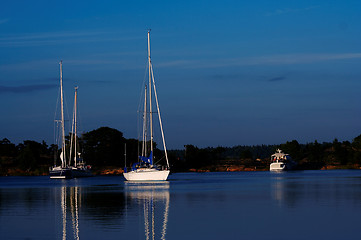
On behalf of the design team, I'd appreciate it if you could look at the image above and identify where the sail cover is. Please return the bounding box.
[139,151,153,165]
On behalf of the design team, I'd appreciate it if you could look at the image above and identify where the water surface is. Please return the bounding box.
[1,170,361,239]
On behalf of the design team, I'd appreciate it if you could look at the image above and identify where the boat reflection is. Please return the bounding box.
[271,176,285,205]
[270,173,315,207]
[59,186,81,240]
[125,182,170,240]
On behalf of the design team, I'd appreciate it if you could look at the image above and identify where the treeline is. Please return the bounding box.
[1,127,361,175]
[171,135,361,171]
[0,127,172,176]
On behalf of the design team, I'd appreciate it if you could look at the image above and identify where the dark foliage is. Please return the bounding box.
[1,132,361,175]
[82,127,126,166]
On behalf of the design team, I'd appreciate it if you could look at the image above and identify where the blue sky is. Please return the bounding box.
[1,0,361,149]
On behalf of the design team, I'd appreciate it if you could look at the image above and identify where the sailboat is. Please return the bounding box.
[49,62,92,179]
[69,87,92,177]
[123,31,170,181]
[49,60,72,179]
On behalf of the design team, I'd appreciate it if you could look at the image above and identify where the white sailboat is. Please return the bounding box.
[123,31,170,181]
[69,87,92,177]
[50,61,72,179]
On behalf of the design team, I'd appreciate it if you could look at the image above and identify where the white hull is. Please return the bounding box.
[50,175,68,179]
[270,162,287,171]
[123,169,170,181]
[270,149,297,172]
[270,162,296,171]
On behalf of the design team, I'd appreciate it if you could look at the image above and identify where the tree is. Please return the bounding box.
[240,149,252,159]
[16,140,44,170]
[82,127,125,166]
[352,134,361,150]
[280,140,302,161]
[0,138,16,157]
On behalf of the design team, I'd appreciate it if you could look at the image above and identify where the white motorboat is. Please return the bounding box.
[270,149,297,171]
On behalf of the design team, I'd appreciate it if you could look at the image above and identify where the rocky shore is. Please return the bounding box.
[2,163,361,176]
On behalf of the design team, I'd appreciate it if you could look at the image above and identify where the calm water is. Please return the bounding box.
[1,170,361,240]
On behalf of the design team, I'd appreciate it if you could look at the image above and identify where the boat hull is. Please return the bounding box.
[49,167,72,179]
[270,162,286,171]
[270,162,296,171]
[123,169,170,181]
[71,168,93,178]
[49,167,93,179]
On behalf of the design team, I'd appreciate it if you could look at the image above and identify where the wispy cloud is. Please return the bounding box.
[266,6,320,16]
[160,52,361,69]
[268,76,286,82]
[2,52,361,73]
[0,84,56,93]
[156,60,193,68]
[0,58,135,71]
[0,19,8,24]
[245,53,361,65]
[0,31,143,47]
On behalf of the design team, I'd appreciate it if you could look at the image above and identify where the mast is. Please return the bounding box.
[74,86,78,167]
[142,85,147,157]
[69,86,78,167]
[60,60,66,168]
[148,30,153,160]
[124,143,127,167]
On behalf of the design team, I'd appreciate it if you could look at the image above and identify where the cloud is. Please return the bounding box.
[0,19,8,24]
[161,52,361,70]
[0,31,143,47]
[266,6,320,16]
[268,76,286,82]
[0,84,56,93]
[247,53,361,65]
[156,60,194,68]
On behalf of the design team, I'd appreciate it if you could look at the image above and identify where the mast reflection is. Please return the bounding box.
[125,182,170,240]
[59,186,81,240]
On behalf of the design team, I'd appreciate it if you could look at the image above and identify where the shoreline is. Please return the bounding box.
[1,164,361,176]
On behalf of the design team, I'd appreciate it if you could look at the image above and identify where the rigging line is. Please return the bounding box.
[137,60,149,114]
[54,84,61,146]
[154,155,165,163]
[76,90,83,145]
[54,85,61,122]
[69,94,76,167]
[143,85,148,157]
[150,63,170,168]
[137,59,150,157]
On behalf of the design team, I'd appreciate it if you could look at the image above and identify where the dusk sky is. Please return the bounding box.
[1,0,361,149]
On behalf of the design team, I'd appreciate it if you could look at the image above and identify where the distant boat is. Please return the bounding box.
[69,86,92,178]
[50,61,72,179]
[270,149,297,171]
[123,31,170,181]
[49,62,92,179]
